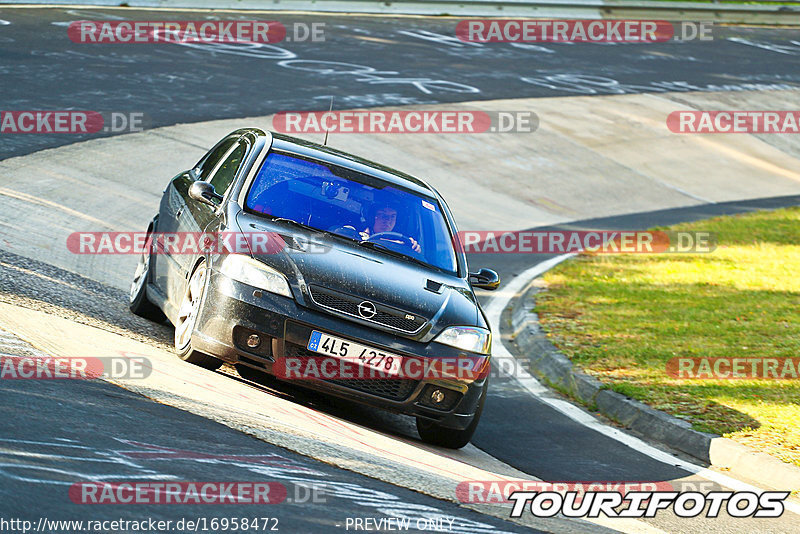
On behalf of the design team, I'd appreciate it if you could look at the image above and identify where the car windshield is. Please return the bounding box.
[245,151,458,274]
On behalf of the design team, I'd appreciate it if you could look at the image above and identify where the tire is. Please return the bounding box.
[416,382,487,449]
[174,261,222,371]
[129,232,166,323]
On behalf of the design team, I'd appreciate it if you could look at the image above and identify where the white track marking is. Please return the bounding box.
[484,255,800,516]
[0,438,94,450]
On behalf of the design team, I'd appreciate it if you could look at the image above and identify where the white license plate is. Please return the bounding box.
[307,330,403,376]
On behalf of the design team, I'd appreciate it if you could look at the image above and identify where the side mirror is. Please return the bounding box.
[469,268,500,290]
[189,181,223,208]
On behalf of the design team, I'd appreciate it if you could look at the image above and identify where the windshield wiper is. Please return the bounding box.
[269,218,430,267]
[356,240,430,268]
[270,217,324,234]
[270,218,361,245]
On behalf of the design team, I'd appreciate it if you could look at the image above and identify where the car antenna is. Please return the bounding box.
[323,96,334,146]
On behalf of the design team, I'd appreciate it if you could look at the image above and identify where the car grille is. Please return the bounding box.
[308,285,427,334]
[284,343,419,401]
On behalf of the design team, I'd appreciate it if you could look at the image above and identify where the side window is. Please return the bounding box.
[194,138,236,181]
[209,141,247,197]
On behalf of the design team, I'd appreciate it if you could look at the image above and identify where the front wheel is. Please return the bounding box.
[129,234,166,322]
[174,261,222,370]
[416,383,487,449]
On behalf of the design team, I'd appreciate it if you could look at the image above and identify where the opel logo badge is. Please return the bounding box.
[358,301,377,319]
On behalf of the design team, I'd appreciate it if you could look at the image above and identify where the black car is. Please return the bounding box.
[129,128,500,448]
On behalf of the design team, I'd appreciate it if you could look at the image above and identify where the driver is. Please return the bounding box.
[355,202,421,253]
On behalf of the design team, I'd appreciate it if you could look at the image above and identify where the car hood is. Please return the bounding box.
[235,212,481,339]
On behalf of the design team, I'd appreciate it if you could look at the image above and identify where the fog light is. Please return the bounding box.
[246,334,261,348]
[430,389,446,404]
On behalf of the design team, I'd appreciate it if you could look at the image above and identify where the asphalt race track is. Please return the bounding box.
[1,6,800,534]
[0,332,541,534]
[1,7,799,158]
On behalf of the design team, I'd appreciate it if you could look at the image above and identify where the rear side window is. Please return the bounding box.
[209,141,247,197]
[195,138,236,181]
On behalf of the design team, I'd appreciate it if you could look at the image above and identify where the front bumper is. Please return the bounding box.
[191,270,489,430]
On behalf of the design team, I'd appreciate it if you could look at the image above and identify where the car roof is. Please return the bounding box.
[257,131,439,199]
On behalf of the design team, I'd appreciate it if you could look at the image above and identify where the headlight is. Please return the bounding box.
[434,326,492,354]
[219,254,292,298]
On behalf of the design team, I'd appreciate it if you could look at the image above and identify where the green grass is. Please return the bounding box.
[536,207,800,467]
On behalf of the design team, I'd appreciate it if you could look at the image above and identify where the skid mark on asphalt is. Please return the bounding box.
[0,187,117,230]
[0,380,536,533]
